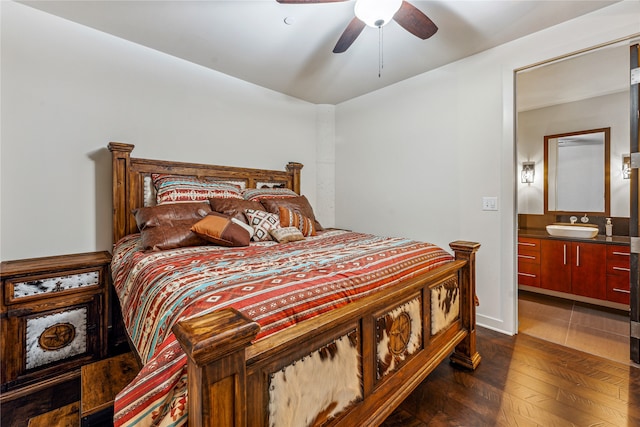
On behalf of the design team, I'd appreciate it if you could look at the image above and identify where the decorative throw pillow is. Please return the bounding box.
[270,227,305,243]
[191,212,251,247]
[261,195,323,231]
[241,187,298,202]
[278,206,316,237]
[132,202,211,251]
[209,197,265,224]
[231,218,255,240]
[244,209,280,241]
[153,174,243,204]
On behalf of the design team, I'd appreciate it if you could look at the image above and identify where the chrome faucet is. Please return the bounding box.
[581,214,589,223]
[570,216,577,224]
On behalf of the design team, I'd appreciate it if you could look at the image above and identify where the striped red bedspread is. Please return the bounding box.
[111,229,453,427]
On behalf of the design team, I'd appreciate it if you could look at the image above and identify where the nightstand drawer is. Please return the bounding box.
[5,267,103,305]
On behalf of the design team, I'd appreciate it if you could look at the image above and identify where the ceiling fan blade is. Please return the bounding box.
[333,17,366,53]
[393,1,438,40]
[276,0,347,3]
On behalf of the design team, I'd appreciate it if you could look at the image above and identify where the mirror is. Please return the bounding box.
[544,127,610,216]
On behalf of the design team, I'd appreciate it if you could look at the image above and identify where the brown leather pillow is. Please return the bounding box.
[209,198,265,224]
[261,196,323,231]
[132,202,211,251]
[191,212,251,247]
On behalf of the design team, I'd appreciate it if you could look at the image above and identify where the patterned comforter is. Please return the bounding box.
[111,229,453,427]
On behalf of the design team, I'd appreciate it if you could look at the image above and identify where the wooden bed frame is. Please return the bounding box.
[109,142,481,427]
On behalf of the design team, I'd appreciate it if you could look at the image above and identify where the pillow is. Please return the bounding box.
[191,212,251,247]
[278,206,316,237]
[241,187,298,202]
[244,209,280,241]
[209,198,265,224]
[261,195,323,231]
[231,218,255,240]
[153,174,243,205]
[132,202,211,251]
[270,227,305,243]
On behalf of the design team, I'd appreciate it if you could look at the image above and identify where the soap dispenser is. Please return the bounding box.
[605,218,613,237]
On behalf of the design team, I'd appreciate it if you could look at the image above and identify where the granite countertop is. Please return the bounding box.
[518,228,630,245]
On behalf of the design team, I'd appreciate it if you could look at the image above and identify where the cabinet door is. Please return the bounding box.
[540,239,571,293]
[571,242,606,300]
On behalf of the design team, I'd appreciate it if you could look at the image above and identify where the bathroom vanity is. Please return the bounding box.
[517,231,630,309]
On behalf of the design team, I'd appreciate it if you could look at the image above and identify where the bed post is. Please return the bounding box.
[108,142,135,245]
[286,162,303,194]
[448,240,482,370]
[173,308,260,427]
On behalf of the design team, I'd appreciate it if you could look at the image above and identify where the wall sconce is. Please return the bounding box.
[623,154,631,179]
[521,162,535,184]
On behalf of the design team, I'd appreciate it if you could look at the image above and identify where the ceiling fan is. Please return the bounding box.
[276,0,438,53]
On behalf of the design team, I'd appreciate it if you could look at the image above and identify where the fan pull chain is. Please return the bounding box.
[378,26,384,78]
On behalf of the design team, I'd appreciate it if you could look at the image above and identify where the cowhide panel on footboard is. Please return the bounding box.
[431,276,460,335]
[376,295,423,380]
[268,330,362,427]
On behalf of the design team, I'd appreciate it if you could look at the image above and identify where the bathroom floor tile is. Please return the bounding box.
[518,293,573,323]
[518,315,570,346]
[518,291,639,367]
[570,303,629,336]
[565,323,630,364]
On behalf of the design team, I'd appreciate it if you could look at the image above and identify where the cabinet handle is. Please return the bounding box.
[576,245,580,267]
[518,242,536,247]
[613,288,631,294]
[612,251,630,256]
[612,266,631,272]
[518,272,537,278]
[518,255,537,260]
[563,244,567,265]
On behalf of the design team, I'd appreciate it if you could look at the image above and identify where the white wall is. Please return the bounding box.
[517,92,630,216]
[0,1,324,261]
[335,0,640,335]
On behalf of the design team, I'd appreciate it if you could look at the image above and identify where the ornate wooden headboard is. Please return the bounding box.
[108,142,303,245]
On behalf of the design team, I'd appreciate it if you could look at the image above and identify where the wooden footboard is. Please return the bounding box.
[173,241,480,427]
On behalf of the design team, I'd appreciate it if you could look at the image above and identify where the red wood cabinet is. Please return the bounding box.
[606,245,631,304]
[540,239,572,293]
[540,239,606,300]
[517,237,540,287]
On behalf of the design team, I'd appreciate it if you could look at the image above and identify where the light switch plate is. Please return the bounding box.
[482,196,498,211]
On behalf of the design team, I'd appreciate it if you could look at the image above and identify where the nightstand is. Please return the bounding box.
[1,251,111,394]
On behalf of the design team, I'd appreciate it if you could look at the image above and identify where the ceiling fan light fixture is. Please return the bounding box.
[354,0,402,28]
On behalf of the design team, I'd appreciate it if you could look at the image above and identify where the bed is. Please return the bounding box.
[108,142,481,427]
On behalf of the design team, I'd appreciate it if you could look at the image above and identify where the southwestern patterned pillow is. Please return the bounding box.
[153,174,243,205]
[261,195,323,231]
[191,212,251,247]
[270,227,305,243]
[244,209,280,241]
[241,188,298,202]
[278,206,316,237]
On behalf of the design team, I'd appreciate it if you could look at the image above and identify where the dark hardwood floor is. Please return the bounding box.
[382,327,640,426]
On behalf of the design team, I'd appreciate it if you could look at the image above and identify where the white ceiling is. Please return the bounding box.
[21,0,620,104]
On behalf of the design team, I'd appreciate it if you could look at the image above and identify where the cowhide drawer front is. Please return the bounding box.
[0,251,111,393]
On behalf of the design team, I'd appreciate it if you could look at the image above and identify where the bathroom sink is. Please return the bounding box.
[546,224,598,239]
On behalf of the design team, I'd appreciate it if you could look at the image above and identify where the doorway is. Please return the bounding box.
[515,42,636,365]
